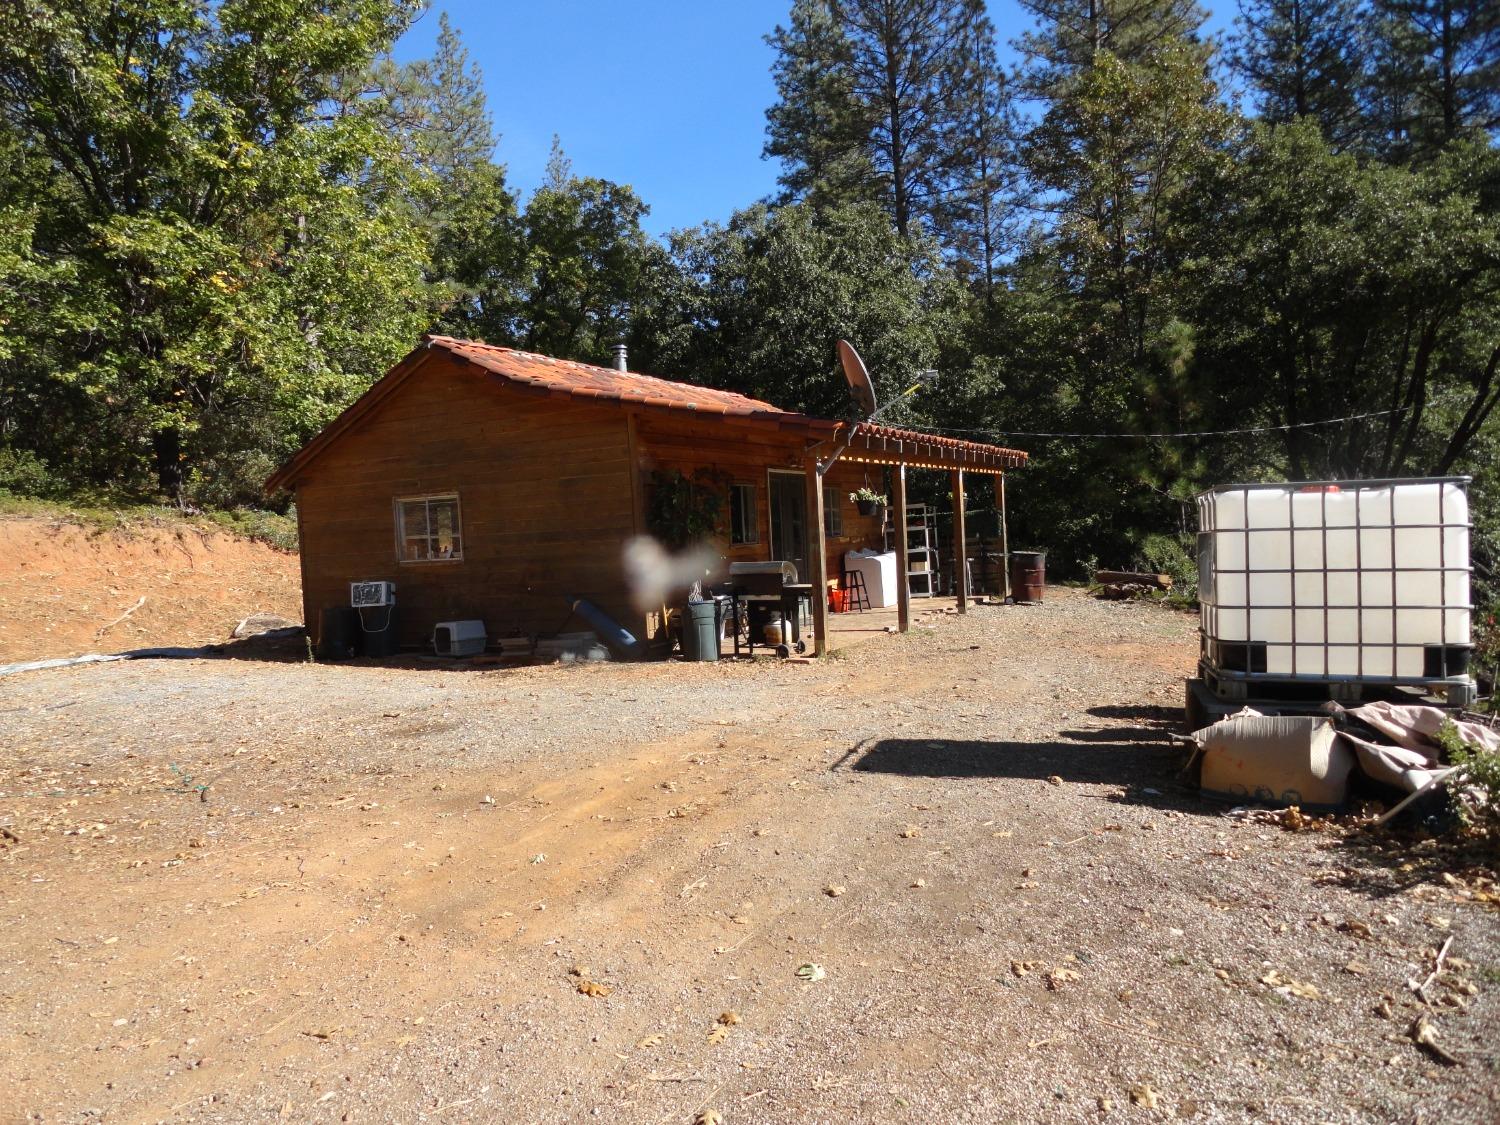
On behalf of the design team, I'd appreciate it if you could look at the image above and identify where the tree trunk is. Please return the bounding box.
[153,426,185,507]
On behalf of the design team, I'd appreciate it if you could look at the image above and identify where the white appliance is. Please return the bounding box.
[432,619,487,657]
[1197,478,1473,703]
[350,580,396,608]
[843,549,899,609]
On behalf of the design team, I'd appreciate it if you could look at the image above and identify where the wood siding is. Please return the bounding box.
[630,413,888,592]
[295,352,638,646]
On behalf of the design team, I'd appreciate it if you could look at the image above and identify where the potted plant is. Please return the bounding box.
[850,486,887,517]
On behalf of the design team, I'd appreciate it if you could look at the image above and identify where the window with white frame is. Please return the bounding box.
[396,494,463,562]
[729,482,758,545]
[823,485,843,537]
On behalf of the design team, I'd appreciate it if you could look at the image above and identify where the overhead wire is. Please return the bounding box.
[912,406,1408,442]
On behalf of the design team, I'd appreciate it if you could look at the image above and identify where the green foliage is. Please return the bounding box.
[1435,720,1500,831]
[0,448,61,499]
[1133,532,1199,599]
[1368,1,1500,162]
[634,201,960,421]
[765,0,1000,238]
[518,158,655,359]
[1228,0,1369,148]
[0,0,1496,601]
[199,506,300,553]
[645,470,727,551]
[0,0,433,504]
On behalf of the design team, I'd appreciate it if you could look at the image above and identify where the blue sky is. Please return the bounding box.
[394,2,1236,237]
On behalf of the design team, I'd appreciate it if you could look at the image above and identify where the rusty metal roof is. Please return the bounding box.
[266,337,1027,491]
[431,336,794,419]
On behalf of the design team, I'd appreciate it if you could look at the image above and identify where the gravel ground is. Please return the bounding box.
[1,588,1496,1124]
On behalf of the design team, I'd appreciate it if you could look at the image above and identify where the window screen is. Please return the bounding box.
[397,495,463,561]
[823,485,843,537]
[729,483,757,545]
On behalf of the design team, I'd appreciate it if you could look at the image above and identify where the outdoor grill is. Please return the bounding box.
[726,561,812,658]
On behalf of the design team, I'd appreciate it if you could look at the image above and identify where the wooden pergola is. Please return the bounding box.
[797,420,1028,657]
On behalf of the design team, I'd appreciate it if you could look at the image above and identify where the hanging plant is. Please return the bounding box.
[850,486,887,516]
[646,469,727,550]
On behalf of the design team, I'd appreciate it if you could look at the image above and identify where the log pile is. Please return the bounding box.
[1094,569,1174,600]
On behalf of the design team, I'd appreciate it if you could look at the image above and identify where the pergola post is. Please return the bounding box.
[951,468,968,613]
[894,464,910,633]
[998,471,1011,601]
[805,454,829,656]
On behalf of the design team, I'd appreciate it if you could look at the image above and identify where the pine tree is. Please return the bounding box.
[941,34,1023,303]
[1228,0,1369,149]
[366,11,495,181]
[1368,0,1500,160]
[764,0,877,212]
[362,15,524,347]
[763,0,994,238]
[1016,0,1210,94]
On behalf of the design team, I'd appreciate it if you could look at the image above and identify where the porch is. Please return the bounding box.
[825,595,964,652]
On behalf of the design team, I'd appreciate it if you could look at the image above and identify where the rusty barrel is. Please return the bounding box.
[1009,551,1046,603]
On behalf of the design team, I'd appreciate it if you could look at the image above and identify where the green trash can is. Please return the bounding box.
[680,600,720,661]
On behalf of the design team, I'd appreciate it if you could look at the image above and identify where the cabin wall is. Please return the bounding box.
[630,413,888,596]
[295,353,639,647]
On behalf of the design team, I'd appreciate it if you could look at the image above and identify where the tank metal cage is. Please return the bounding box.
[1196,477,1475,706]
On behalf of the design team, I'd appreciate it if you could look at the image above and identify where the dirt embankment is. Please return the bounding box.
[0,516,301,663]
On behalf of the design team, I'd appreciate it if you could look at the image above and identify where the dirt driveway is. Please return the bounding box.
[2,589,1496,1124]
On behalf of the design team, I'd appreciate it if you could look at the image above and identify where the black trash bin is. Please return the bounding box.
[318,606,359,660]
[356,603,400,657]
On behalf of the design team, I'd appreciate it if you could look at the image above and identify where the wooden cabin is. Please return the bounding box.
[266,336,1027,655]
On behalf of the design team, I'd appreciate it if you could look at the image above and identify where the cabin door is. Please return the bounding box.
[768,470,808,580]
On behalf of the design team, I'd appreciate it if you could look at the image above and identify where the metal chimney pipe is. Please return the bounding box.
[612,343,628,372]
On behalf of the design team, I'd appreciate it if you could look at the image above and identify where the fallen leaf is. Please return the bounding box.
[1343,960,1370,976]
[1046,775,1063,786]
[706,1024,730,1045]
[635,1033,663,1049]
[577,981,610,998]
[1338,919,1373,939]
[1409,1013,1460,1066]
[1258,970,1320,999]
[823,885,845,898]
[1129,1083,1159,1109]
[1045,966,1080,991]
[718,1010,741,1026]
[694,1110,723,1125]
[796,963,826,982]
[302,1028,337,1040]
[910,879,927,889]
[1011,960,1041,978]
[568,965,590,978]
[530,853,546,864]
[899,826,921,839]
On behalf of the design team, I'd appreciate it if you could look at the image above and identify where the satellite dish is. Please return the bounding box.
[837,339,878,418]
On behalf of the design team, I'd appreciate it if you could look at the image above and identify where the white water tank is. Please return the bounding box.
[1197,479,1473,702]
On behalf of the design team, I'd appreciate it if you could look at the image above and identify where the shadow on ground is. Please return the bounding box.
[834,735,1211,813]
